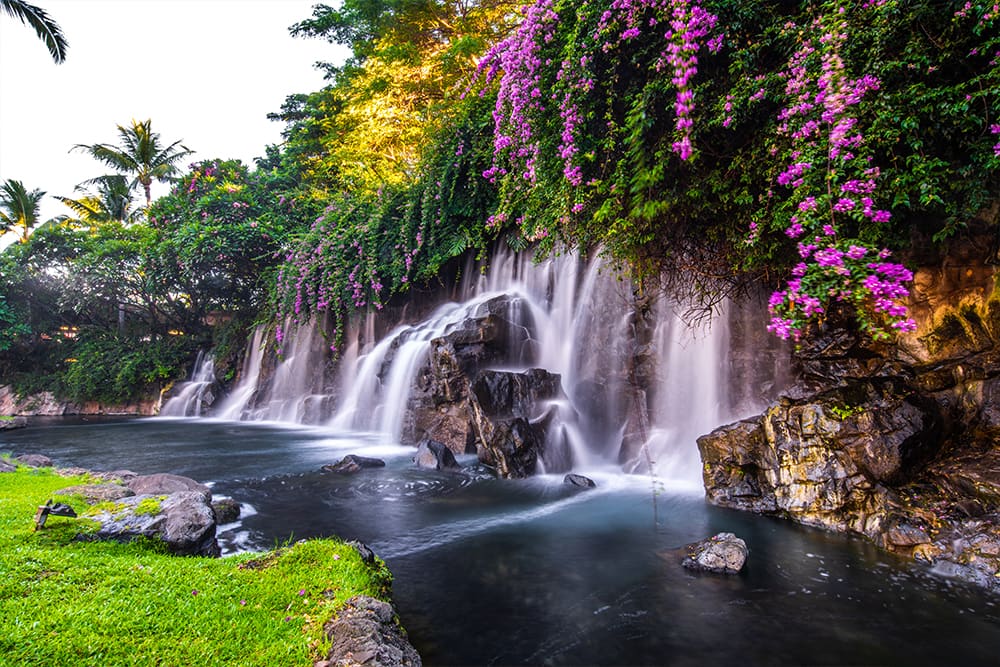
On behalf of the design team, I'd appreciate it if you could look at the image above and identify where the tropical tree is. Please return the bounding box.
[0,0,68,63]
[55,175,140,228]
[0,179,45,243]
[72,119,194,209]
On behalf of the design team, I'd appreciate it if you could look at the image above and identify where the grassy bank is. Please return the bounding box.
[0,463,393,666]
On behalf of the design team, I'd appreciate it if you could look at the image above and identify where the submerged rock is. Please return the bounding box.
[323,595,422,667]
[681,532,748,574]
[86,491,220,557]
[413,439,461,471]
[324,455,387,474]
[564,473,596,489]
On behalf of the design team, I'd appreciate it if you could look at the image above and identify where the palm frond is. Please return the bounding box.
[1,0,69,63]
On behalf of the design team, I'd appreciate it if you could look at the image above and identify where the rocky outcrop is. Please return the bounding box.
[55,482,134,503]
[698,236,1000,590]
[322,595,422,667]
[681,532,748,574]
[401,294,537,455]
[211,498,241,523]
[0,385,157,416]
[0,459,15,472]
[84,491,220,556]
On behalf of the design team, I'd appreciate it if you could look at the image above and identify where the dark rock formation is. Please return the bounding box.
[564,473,596,489]
[324,455,387,474]
[15,453,53,468]
[413,439,461,471]
[211,498,241,524]
[400,294,538,455]
[681,532,748,574]
[469,368,562,478]
[86,491,220,557]
[128,473,211,502]
[323,595,422,667]
[349,540,378,566]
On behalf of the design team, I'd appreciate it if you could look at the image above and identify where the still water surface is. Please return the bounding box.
[3,417,999,666]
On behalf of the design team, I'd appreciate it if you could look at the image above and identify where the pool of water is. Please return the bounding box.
[3,417,999,666]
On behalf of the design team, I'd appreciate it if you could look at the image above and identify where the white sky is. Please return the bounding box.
[0,0,348,244]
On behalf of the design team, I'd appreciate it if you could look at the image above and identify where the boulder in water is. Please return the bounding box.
[128,473,211,502]
[211,498,241,524]
[681,532,748,574]
[413,439,461,471]
[323,455,387,474]
[0,416,27,430]
[564,473,596,489]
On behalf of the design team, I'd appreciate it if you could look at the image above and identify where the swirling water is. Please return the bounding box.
[3,417,999,666]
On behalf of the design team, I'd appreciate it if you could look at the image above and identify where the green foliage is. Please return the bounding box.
[0,466,393,666]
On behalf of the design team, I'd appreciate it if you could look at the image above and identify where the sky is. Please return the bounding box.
[0,0,348,243]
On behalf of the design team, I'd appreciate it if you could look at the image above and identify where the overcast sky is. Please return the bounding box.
[0,0,348,242]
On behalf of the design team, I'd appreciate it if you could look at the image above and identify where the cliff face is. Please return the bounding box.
[698,227,1000,591]
[0,385,159,417]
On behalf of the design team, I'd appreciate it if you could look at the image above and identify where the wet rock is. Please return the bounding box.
[324,595,422,667]
[15,453,53,468]
[413,439,461,471]
[324,455,387,474]
[400,294,537,454]
[128,473,211,502]
[86,491,220,557]
[564,473,596,489]
[681,532,748,574]
[0,460,15,473]
[54,483,134,504]
[469,369,561,479]
[211,498,241,524]
[697,382,941,536]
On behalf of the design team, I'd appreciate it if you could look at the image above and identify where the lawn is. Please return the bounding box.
[0,462,393,666]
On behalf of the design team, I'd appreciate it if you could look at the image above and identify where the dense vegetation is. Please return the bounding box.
[1,0,997,402]
[0,462,392,665]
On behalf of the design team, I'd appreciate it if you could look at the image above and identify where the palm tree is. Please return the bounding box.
[55,175,139,229]
[72,119,194,209]
[1,0,68,63]
[0,179,46,243]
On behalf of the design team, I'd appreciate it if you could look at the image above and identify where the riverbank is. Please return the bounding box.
[0,459,414,666]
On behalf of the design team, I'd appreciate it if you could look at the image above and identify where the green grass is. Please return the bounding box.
[0,464,393,666]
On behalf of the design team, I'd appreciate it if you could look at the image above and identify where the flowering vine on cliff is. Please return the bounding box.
[758,4,916,342]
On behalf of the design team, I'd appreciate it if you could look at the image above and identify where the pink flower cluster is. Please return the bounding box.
[763,7,916,341]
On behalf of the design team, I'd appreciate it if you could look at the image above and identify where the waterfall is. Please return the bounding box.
[204,246,781,481]
[160,351,216,417]
[213,326,267,421]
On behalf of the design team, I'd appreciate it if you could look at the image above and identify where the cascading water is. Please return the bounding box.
[213,326,267,421]
[181,247,772,481]
[159,351,216,417]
